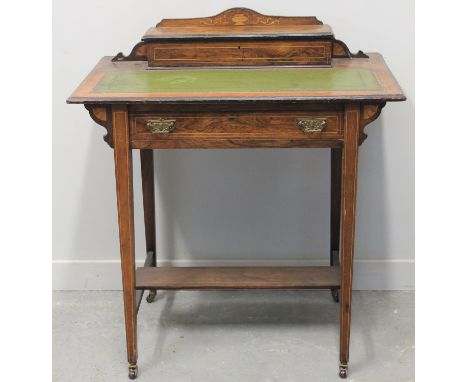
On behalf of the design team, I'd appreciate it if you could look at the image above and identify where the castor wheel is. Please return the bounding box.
[339,364,348,378]
[146,290,157,303]
[128,364,138,380]
[331,288,340,303]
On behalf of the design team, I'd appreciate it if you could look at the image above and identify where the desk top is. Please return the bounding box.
[67,53,405,104]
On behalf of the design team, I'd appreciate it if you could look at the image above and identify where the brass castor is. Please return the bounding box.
[331,289,340,303]
[128,364,138,380]
[146,290,157,303]
[339,364,348,379]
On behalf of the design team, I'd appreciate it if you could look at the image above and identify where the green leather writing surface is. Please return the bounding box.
[93,67,381,94]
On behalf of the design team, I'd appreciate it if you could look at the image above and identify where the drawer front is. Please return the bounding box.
[148,40,332,67]
[130,112,343,148]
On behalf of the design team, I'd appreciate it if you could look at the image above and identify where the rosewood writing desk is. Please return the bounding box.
[67,8,405,379]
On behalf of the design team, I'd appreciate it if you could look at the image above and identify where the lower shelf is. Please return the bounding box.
[136,266,340,290]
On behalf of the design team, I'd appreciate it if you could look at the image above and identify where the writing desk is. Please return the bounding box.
[67,8,405,379]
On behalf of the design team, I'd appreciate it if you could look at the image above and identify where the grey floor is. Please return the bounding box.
[53,291,414,382]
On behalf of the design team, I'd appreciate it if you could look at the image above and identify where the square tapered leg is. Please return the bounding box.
[112,105,138,379]
[338,104,361,378]
[140,149,157,303]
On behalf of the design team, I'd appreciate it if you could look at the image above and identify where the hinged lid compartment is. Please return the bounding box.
[142,8,334,68]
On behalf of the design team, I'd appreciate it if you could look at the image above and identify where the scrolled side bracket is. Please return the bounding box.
[359,103,386,145]
[112,42,148,62]
[85,104,113,147]
[333,39,368,59]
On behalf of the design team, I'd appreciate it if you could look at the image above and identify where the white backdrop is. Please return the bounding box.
[53,0,414,290]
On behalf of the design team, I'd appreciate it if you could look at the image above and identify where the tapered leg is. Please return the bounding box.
[339,104,361,379]
[140,149,157,303]
[112,105,138,379]
[330,148,342,302]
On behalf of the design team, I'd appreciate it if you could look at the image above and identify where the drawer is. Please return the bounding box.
[147,40,332,67]
[129,111,343,149]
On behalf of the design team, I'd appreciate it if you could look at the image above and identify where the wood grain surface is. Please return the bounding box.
[339,104,361,369]
[112,105,138,367]
[148,41,332,67]
[129,110,342,149]
[136,266,340,290]
[156,8,323,26]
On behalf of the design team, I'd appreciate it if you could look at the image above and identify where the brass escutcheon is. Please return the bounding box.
[298,118,327,133]
[146,119,176,134]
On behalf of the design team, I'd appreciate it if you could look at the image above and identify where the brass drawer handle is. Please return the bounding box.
[146,119,176,134]
[298,118,327,133]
